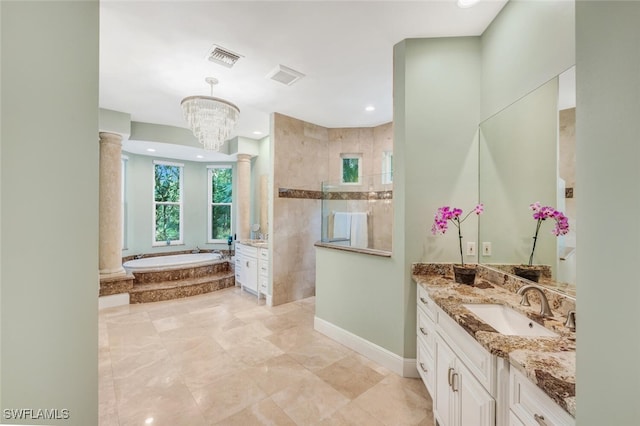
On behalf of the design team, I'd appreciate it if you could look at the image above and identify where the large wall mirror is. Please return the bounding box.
[479,66,576,295]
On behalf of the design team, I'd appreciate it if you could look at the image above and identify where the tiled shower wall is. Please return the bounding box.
[272,113,393,305]
[272,113,329,305]
[328,123,394,251]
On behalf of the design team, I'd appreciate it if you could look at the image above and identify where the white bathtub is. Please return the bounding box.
[123,252,223,273]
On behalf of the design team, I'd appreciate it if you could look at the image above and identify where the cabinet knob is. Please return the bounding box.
[419,362,428,373]
[246,261,249,267]
[419,327,428,336]
[534,414,549,426]
[420,297,429,305]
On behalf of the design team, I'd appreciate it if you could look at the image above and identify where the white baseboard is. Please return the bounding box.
[314,316,418,378]
[266,295,273,306]
[99,293,129,310]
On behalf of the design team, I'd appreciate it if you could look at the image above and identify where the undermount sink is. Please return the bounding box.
[463,303,558,337]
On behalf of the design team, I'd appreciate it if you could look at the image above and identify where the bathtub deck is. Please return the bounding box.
[129,270,235,304]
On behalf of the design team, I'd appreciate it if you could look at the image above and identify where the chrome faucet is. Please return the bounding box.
[565,310,576,331]
[516,284,553,317]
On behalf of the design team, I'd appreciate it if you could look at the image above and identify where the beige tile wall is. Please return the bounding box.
[271,114,393,305]
[272,114,329,305]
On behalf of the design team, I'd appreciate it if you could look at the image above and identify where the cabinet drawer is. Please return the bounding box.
[259,248,269,260]
[259,276,268,292]
[246,246,259,258]
[510,368,574,426]
[416,338,435,395]
[417,285,437,322]
[259,260,268,276]
[417,308,436,358]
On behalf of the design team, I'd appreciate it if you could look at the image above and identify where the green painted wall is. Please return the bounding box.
[576,2,640,423]
[131,121,201,150]
[479,78,559,273]
[124,153,236,254]
[316,248,403,354]
[480,0,575,120]
[316,37,482,359]
[99,108,131,138]
[315,0,576,363]
[0,1,99,423]
[398,37,482,358]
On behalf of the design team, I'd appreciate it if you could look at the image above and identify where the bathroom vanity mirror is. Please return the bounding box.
[479,66,576,292]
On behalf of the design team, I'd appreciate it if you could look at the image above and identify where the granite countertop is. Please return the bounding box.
[413,269,576,417]
[237,239,269,248]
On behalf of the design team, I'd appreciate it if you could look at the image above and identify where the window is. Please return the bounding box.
[153,161,183,245]
[208,166,233,242]
[382,151,393,184]
[341,154,362,184]
[122,156,128,250]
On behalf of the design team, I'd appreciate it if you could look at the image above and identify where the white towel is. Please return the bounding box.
[350,212,369,248]
[333,212,351,240]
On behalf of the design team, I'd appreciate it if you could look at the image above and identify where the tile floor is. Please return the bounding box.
[99,287,434,425]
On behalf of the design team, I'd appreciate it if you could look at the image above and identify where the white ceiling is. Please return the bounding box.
[100,0,508,159]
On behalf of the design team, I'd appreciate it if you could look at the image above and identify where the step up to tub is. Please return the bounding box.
[129,270,235,304]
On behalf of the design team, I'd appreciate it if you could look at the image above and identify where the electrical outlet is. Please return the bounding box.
[482,242,492,256]
[466,242,476,256]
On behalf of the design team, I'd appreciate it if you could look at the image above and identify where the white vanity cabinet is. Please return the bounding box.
[416,286,437,394]
[235,243,258,296]
[416,285,497,426]
[258,247,269,298]
[509,368,574,426]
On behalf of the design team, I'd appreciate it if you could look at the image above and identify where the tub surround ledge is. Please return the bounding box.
[99,274,134,297]
[412,263,576,418]
[314,241,391,257]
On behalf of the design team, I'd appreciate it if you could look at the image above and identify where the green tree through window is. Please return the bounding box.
[154,163,182,244]
[342,157,360,184]
[209,167,233,241]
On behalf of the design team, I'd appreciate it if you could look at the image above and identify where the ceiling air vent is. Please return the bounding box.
[206,45,242,68]
[266,64,305,86]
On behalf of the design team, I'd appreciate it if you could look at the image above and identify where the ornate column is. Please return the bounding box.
[236,153,252,240]
[99,132,125,278]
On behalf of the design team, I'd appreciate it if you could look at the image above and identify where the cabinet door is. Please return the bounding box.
[245,256,258,292]
[509,410,526,426]
[435,336,457,426]
[458,360,495,426]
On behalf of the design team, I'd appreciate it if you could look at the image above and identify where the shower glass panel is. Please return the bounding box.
[321,172,393,253]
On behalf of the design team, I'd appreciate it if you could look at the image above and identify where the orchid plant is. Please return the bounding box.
[431,204,484,266]
[527,202,570,266]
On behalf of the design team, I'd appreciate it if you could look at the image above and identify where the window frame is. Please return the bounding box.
[207,165,233,244]
[340,153,362,185]
[122,155,128,250]
[381,151,393,184]
[152,160,184,246]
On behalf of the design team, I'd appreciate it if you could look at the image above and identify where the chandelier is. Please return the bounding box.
[180,77,240,151]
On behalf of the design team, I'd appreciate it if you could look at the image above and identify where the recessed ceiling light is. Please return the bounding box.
[457,0,480,8]
[196,155,204,159]
[365,106,375,112]
[146,148,156,152]
[253,131,263,135]
[144,418,154,425]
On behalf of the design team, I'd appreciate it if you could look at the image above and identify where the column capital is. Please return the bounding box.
[237,153,253,163]
[99,131,123,146]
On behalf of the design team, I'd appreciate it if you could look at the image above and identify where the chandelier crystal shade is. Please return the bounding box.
[180,77,240,151]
